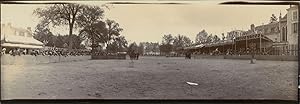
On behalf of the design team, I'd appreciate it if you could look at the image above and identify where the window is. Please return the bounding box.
[292,23,298,33]
[282,27,286,41]
[293,11,298,21]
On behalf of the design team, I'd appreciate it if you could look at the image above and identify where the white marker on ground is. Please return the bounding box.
[187,82,198,86]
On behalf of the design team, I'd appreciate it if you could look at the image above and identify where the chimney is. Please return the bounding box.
[250,24,255,31]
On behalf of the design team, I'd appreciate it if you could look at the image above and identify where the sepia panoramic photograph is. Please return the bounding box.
[0,1,299,101]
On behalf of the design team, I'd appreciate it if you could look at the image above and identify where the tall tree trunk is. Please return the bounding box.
[91,32,95,56]
[68,24,73,50]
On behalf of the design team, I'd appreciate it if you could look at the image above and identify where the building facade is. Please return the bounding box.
[286,5,298,45]
[255,22,280,42]
[1,23,43,54]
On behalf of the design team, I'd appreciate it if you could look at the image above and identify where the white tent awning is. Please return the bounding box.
[3,35,43,46]
[1,43,43,49]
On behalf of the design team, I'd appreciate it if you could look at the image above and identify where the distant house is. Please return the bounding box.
[1,23,43,53]
[255,5,298,55]
[286,5,298,45]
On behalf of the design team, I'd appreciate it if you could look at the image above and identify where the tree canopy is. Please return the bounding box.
[128,42,138,54]
[162,34,174,45]
[270,14,278,23]
[33,3,101,49]
[173,34,192,50]
[106,36,128,53]
[195,30,208,44]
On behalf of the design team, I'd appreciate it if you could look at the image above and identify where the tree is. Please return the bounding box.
[74,5,105,54]
[77,5,104,27]
[79,21,108,55]
[173,34,192,51]
[173,35,184,49]
[143,42,151,53]
[54,34,67,48]
[34,3,86,49]
[33,24,55,47]
[162,34,174,44]
[138,43,144,55]
[151,42,160,52]
[128,42,138,54]
[159,44,173,55]
[195,30,208,44]
[140,42,160,54]
[221,33,225,41]
[213,35,221,43]
[270,14,278,23]
[206,34,213,43]
[106,19,123,45]
[106,36,128,53]
[69,34,84,49]
[182,36,192,47]
[106,41,119,53]
[114,36,128,52]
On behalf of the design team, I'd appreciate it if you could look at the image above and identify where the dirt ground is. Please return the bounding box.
[1,56,298,100]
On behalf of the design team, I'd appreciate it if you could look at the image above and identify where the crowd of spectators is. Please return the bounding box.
[1,47,91,57]
[191,48,273,56]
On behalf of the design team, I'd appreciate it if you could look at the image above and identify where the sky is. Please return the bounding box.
[1,1,290,44]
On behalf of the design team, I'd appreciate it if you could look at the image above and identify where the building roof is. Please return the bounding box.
[1,34,43,46]
[255,22,279,29]
[1,43,43,49]
[184,40,233,50]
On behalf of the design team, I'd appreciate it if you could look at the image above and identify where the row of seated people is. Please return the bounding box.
[1,48,90,56]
